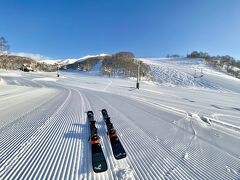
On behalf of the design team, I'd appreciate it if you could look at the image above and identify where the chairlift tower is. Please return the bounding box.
[57,64,60,77]
[136,63,140,89]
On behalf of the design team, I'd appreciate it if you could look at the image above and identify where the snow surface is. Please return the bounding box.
[32,77,58,82]
[0,58,240,180]
[141,58,240,92]
[0,71,22,77]
[0,77,6,85]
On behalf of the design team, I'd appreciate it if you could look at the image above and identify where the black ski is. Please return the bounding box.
[87,111,108,173]
[101,109,127,160]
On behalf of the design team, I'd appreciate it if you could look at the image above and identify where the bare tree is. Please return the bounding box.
[0,37,10,54]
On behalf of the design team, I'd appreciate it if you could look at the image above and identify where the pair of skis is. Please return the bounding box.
[87,109,126,173]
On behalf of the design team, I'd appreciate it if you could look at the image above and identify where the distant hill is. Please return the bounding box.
[12,52,110,65]
[64,52,151,79]
[0,55,58,72]
[0,52,151,77]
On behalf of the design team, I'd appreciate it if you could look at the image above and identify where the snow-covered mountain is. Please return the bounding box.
[41,54,110,65]
[11,52,110,65]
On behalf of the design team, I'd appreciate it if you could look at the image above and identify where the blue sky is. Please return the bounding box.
[0,0,240,59]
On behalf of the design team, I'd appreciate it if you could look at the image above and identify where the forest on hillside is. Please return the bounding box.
[66,52,151,79]
[187,51,240,78]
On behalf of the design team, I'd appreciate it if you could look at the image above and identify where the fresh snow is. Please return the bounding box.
[0,57,240,180]
[0,77,6,85]
[0,71,22,77]
[32,77,58,82]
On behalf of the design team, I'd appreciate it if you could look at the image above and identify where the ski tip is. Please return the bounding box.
[87,110,94,114]
[101,109,110,119]
[87,111,94,118]
[101,109,107,113]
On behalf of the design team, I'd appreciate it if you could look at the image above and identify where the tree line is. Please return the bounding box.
[187,51,240,78]
[66,52,150,79]
[0,54,59,71]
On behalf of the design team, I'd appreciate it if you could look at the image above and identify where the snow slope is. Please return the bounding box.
[141,58,240,93]
[0,64,240,180]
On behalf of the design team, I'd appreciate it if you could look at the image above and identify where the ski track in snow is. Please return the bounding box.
[0,66,240,180]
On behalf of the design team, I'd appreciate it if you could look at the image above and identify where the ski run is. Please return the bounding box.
[0,58,240,179]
